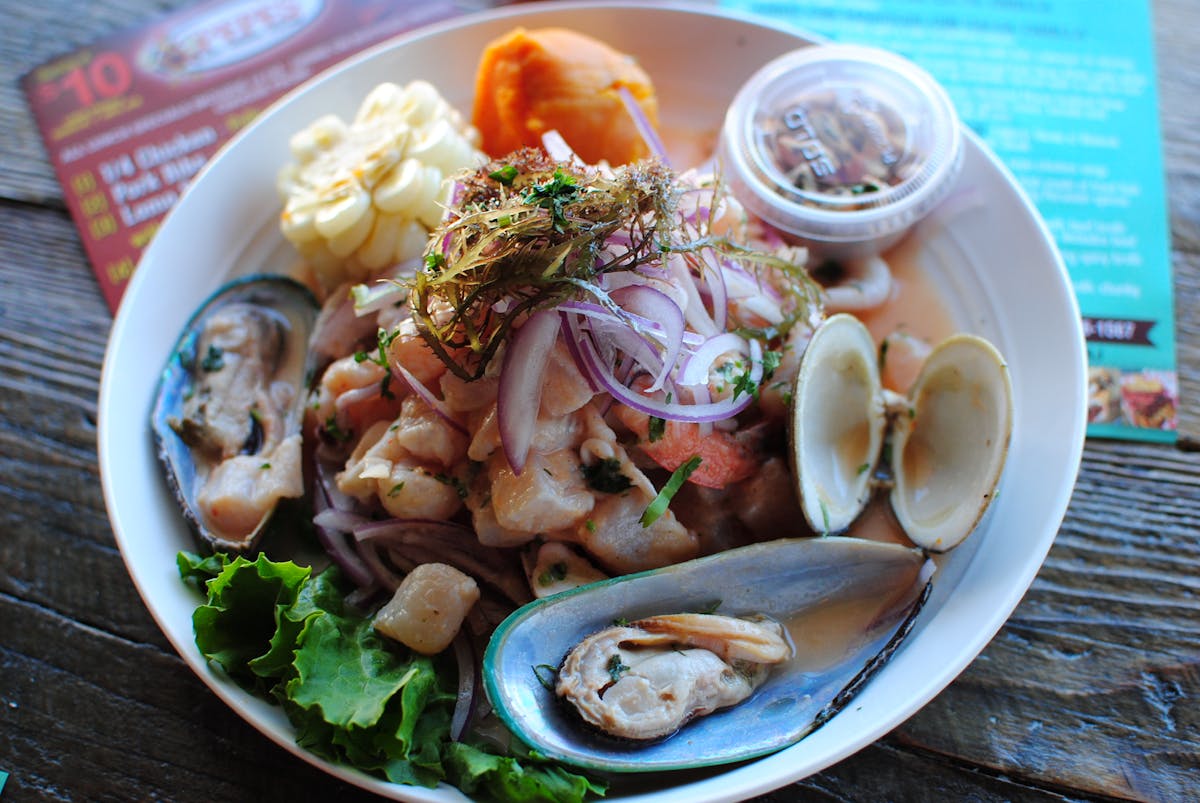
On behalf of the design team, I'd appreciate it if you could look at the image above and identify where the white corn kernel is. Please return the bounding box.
[324,201,376,258]
[289,114,347,163]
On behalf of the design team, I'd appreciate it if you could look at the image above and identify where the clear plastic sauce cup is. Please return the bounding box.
[719,43,964,260]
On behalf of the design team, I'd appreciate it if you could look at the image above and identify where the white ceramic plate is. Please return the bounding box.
[99,2,1087,801]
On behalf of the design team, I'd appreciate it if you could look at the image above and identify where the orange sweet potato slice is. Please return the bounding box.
[472,27,660,165]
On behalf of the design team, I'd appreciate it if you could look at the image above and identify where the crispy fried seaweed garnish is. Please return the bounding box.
[412,151,677,380]
[410,150,821,381]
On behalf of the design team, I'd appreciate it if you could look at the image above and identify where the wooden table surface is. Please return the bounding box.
[2,1,1197,801]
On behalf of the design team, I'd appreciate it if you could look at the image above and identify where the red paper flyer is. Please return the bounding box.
[23,0,494,312]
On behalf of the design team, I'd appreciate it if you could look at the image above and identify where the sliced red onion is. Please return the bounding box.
[497,310,560,473]
[559,314,601,394]
[541,129,578,163]
[354,518,531,606]
[611,284,685,392]
[747,336,764,382]
[557,299,693,347]
[355,517,477,543]
[678,332,750,387]
[392,362,468,436]
[310,460,376,588]
[310,286,380,365]
[314,506,371,535]
[616,85,668,163]
[355,540,403,592]
[667,252,717,337]
[698,249,730,333]
[450,633,478,742]
[312,513,375,589]
[313,456,360,513]
[572,331,754,423]
[737,293,786,326]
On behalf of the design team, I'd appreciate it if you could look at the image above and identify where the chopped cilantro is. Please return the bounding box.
[423,252,445,273]
[354,327,400,399]
[433,473,468,500]
[523,168,579,232]
[761,348,783,380]
[731,368,758,401]
[640,455,702,527]
[323,415,351,443]
[387,482,406,497]
[581,458,633,494]
[199,344,225,372]
[606,654,630,683]
[537,561,569,587]
[647,415,666,442]
[489,164,519,185]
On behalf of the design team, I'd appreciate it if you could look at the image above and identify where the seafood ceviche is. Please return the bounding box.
[156,26,1011,802]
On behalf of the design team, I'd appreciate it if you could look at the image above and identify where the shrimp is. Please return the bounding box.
[386,316,448,387]
[309,354,402,440]
[821,256,894,313]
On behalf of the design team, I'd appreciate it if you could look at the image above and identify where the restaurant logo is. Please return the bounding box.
[139,0,323,78]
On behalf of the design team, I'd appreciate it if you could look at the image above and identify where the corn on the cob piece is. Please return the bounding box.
[278,80,484,290]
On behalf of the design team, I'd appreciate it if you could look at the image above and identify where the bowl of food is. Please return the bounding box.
[98,3,1087,801]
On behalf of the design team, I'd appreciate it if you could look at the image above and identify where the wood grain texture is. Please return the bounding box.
[2,0,195,205]
[1,0,1197,801]
[1156,0,1200,444]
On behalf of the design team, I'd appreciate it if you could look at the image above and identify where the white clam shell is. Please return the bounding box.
[889,333,1013,551]
[790,313,1013,550]
[789,313,887,534]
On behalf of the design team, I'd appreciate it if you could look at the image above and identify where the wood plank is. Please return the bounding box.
[892,437,1200,802]
[1155,0,1200,444]
[0,591,383,802]
[0,0,197,205]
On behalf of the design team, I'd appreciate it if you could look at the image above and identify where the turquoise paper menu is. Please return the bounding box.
[723,0,1176,442]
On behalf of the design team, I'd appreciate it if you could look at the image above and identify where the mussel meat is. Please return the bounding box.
[556,613,791,741]
[151,275,319,552]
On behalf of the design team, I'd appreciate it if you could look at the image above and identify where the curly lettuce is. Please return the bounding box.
[178,552,605,802]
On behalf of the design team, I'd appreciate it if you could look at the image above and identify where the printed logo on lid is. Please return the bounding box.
[139,0,323,78]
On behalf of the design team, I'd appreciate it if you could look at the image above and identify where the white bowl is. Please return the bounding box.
[99,2,1087,801]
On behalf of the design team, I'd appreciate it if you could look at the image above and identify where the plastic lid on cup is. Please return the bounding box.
[719,43,964,255]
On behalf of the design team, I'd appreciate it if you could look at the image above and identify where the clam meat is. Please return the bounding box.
[152,275,319,552]
[556,613,791,741]
[791,313,1013,551]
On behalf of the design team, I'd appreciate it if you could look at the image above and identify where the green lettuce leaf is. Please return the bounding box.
[179,551,605,801]
[446,742,607,803]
